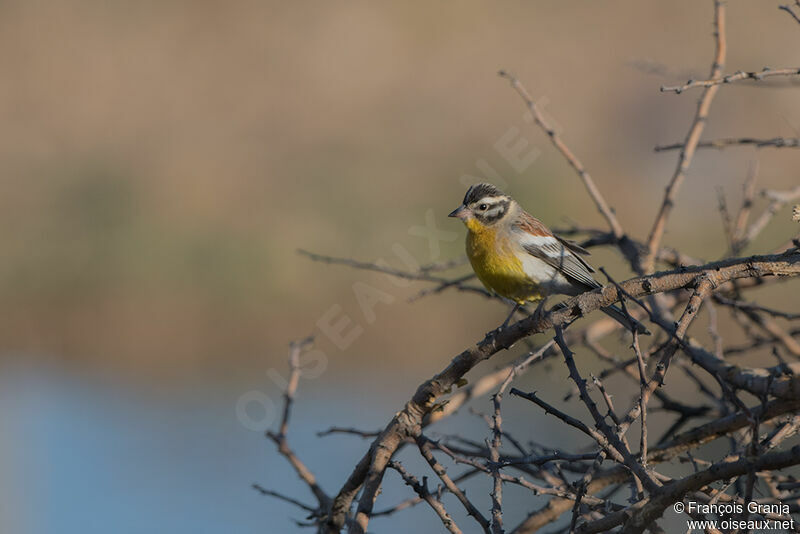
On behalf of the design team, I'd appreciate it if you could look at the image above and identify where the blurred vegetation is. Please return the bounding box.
[0,0,797,384]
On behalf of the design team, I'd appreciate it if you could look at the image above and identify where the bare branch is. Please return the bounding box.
[316,427,381,439]
[510,388,607,444]
[643,0,726,273]
[661,67,800,93]
[780,1,800,24]
[424,341,556,426]
[510,397,800,533]
[739,186,800,250]
[497,70,625,240]
[489,395,504,534]
[654,136,800,151]
[417,437,491,533]
[731,161,760,256]
[281,6,800,532]
[297,249,490,299]
[388,461,463,534]
[554,327,661,493]
[488,340,556,533]
[325,250,800,533]
[631,330,648,469]
[252,483,316,513]
[266,338,331,510]
[581,445,800,533]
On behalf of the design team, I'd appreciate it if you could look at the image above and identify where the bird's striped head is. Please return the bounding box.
[449,183,513,227]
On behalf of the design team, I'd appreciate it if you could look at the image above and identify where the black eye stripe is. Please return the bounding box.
[474,198,499,209]
[476,199,510,223]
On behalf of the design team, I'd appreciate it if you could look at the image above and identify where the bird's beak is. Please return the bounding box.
[448,205,468,219]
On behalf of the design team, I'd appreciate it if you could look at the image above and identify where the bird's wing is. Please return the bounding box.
[556,236,591,256]
[513,214,600,289]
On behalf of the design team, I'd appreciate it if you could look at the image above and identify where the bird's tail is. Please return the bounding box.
[600,305,651,335]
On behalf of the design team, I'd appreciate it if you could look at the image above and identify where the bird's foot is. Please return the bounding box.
[500,302,521,330]
[532,297,550,323]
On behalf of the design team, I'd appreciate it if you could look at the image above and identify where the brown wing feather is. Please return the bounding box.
[513,212,553,237]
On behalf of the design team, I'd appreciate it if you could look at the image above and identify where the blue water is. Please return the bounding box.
[0,362,459,534]
[0,360,687,534]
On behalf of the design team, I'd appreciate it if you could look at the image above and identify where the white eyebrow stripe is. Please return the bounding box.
[474,196,505,205]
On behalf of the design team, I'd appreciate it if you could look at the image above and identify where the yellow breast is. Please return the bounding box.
[465,220,544,304]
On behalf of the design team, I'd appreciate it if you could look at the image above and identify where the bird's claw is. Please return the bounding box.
[532,297,549,323]
[499,302,521,330]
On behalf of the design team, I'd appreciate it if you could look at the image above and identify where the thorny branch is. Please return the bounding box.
[497,70,625,241]
[320,251,800,533]
[388,461,463,534]
[780,1,800,24]
[660,67,800,93]
[265,2,800,532]
[643,0,726,274]
[654,136,800,152]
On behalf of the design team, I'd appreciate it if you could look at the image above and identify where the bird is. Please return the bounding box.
[448,183,649,334]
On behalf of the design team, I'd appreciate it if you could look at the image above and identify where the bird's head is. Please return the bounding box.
[448,183,513,230]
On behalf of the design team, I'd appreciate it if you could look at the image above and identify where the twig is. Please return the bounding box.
[281,5,800,530]
[654,136,800,151]
[431,440,604,502]
[497,70,625,240]
[632,330,648,469]
[717,187,734,250]
[372,468,482,517]
[580,445,800,533]
[731,161,760,256]
[489,393,504,534]
[388,461,463,534]
[417,437,491,533]
[706,300,724,361]
[661,67,800,93]
[325,251,800,533]
[409,273,484,302]
[371,495,422,517]
[591,375,620,427]
[418,256,470,272]
[740,186,800,249]
[316,427,381,439]
[643,0,726,273]
[780,1,800,24]
[498,451,598,467]
[510,389,610,449]
[554,327,661,493]
[298,249,490,298]
[488,340,557,534]
[266,338,331,511]
[252,483,316,513]
[736,307,800,356]
[510,397,800,534]
[585,339,711,427]
[424,340,557,426]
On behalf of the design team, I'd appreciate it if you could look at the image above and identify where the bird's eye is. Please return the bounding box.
[478,204,488,211]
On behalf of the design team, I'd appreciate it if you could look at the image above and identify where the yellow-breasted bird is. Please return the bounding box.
[449,183,649,334]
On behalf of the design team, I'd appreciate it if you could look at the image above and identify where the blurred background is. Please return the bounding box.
[0,1,798,532]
